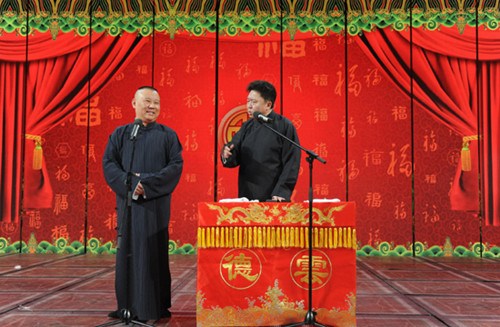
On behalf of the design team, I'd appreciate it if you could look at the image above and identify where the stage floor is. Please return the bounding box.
[0,254,498,326]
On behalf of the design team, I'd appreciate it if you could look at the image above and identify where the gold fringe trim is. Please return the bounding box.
[25,134,43,170]
[461,135,478,172]
[197,226,357,250]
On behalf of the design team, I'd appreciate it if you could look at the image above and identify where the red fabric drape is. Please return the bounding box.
[0,32,146,223]
[356,26,500,226]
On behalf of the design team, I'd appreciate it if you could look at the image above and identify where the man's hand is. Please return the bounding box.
[222,144,234,159]
[134,182,145,196]
[271,195,285,202]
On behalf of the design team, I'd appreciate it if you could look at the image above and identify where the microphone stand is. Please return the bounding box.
[259,121,329,327]
[97,128,152,327]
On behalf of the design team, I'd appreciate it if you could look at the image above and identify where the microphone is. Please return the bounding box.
[253,111,273,123]
[130,118,142,140]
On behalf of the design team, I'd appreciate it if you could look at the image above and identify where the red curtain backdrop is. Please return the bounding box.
[356,26,500,226]
[0,32,146,223]
[3,31,488,250]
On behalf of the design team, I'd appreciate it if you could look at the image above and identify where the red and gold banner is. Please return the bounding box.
[197,202,356,326]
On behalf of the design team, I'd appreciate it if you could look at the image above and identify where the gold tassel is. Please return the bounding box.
[243,228,248,248]
[314,228,319,248]
[271,227,276,248]
[224,227,228,247]
[461,140,472,172]
[252,226,256,248]
[204,228,209,248]
[201,228,206,248]
[281,227,285,248]
[334,228,338,248]
[461,135,478,172]
[25,134,43,170]
[328,228,333,248]
[298,228,302,249]
[254,227,259,248]
[266,227,272,249]
[248,227,252,248]
[215,227,220,248]
[205,228,210,248]
[352,229,357,250]
[254,227,258,248]
[236,227,242,248]
[197,228,202,248]
[229,227,239,248]
[285,227,290,248]
[257,227,262,248]
[281,227,286,248]
[262,227,266,248]
[222,227,226,247]
[277,227,281,248]
[304,228,308,248]
[319,228,324,248]
[33,142,43,170]
[210,227,215,248]
[294,227,300,248]
[195,226,361,249]
[219,227,224,247]
[347,227,352,248]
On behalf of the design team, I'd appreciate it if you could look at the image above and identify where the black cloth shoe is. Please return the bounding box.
[107,310,120,319]
[161,309,172,318]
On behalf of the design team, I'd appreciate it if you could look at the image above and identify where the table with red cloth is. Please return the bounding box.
[196,201,356,327]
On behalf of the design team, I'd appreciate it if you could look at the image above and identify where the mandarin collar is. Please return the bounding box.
[142,121,157,129]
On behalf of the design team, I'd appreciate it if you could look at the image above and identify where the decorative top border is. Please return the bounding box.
[204,202,348,226]
[0,0,498,37]
[198,202,355,227]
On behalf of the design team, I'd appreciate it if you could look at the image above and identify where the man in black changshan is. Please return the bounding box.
[221,80,301,202]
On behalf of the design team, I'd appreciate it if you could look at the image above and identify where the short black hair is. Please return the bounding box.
[247,80,277,109]
[137,85,158,93]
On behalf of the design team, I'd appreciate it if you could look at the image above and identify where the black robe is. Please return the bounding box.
[222,110,301,201]
[102,121,183,321]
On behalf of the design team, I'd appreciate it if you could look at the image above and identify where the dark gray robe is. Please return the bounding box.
[103,121,183,320]
[222,110,301,201]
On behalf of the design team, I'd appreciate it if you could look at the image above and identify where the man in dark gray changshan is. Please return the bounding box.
[103,86,183,322]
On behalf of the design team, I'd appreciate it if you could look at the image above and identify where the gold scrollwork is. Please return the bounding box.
[280,203,348,226]
[206,203,273,225]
